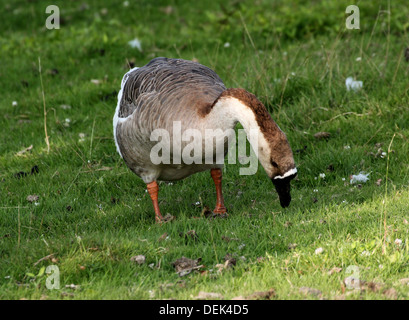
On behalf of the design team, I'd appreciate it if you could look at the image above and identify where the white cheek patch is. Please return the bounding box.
[274,167,297,180]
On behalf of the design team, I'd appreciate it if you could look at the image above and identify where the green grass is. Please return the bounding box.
[1,0,409,300]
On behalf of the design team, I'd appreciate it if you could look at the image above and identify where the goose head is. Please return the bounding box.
[259,130,297,208]
[238,127,297,208]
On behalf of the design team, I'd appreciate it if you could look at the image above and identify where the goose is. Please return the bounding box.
[113,57,297,222]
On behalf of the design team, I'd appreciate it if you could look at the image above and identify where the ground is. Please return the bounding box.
[0,0,409,300]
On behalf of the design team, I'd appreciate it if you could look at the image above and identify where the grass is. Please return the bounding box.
[1,0,409,300]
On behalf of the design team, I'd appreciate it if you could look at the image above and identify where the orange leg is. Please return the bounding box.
[146,181,163,223]
[210,168,227,215]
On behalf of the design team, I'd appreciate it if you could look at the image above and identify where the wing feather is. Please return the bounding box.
[118,57,226,119]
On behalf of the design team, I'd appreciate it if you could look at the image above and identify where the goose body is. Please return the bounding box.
[114,57,297,222]
[114,58,228,183]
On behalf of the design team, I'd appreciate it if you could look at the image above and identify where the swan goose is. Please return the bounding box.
[114,57,297,222]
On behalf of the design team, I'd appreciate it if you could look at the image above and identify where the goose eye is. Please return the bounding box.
[271,160,278,168]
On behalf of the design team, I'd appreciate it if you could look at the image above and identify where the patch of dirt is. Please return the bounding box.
[221,235,239,242]
[314,132,331,140]
[26,195,39,203]
[214,254,237,273]
[130,255,146,265]
[246,289,276,300]
[327,267,342,275]
[172,257,203,277]
[161,213,175,223]
[223,254,237,268]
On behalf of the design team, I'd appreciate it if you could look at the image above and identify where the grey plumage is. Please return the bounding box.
[114,58,229,183]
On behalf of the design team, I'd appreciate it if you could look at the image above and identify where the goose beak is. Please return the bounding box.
[272,179,291,208]
[272,168,297,208]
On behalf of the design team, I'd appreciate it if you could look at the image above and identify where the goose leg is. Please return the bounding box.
[146,181,163,223]
[210,168,227,215]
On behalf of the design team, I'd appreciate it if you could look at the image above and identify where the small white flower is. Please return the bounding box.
[78,133,86,143]
[395,238,402,246]
[380,152,387,158]
[12,101,18,107]
[123,1,129,6]
[34,202,40,206]
[342,178,346,181]
[319,173,326,179]
[356,57,362,61]
[344,145,351,150]
[238,243,246,250]
[361,250,371,256]
[315,247,324,255]
[223,42,230,48]
[313,189,318,192]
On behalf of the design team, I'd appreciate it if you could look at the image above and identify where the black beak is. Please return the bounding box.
[273,179,291,208]
[272,173,296,208]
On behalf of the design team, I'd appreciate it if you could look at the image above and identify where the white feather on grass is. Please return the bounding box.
[346,77,363,92]
[350,172,370,184]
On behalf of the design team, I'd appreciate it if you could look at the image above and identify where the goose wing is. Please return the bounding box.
[118,57,226,120]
